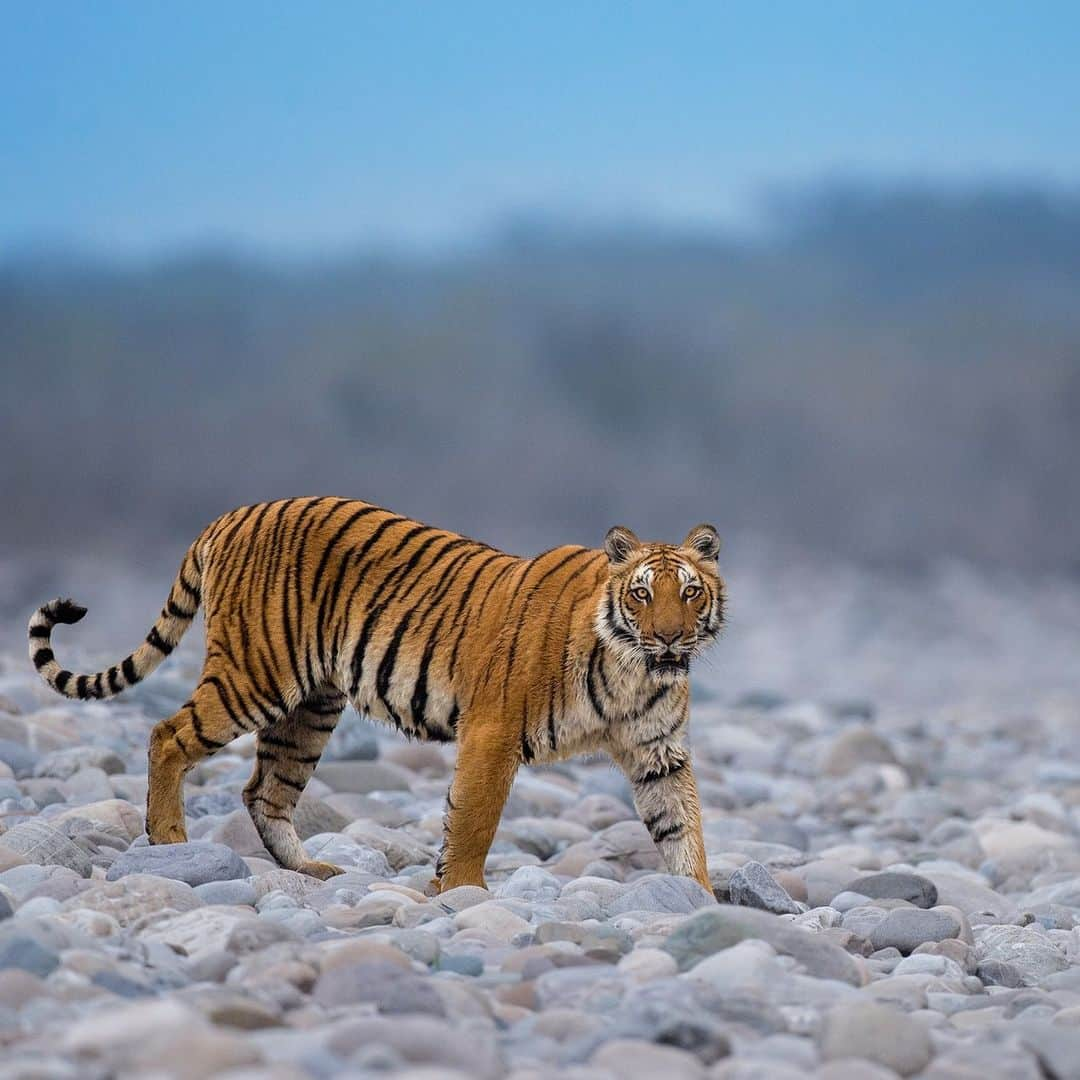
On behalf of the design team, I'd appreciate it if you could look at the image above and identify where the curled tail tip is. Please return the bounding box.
[47,598,88,625]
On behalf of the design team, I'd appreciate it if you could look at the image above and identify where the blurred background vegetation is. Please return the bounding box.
[4,185,1079,572]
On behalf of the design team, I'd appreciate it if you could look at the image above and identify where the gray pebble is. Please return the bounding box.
[846,870,938,908]
[194,879,258,906]
[0,934,60,977]
[107,841,251,886]
[665,904,863,985]
[301,833,392,875]
[0,739,38,778]
[974,923,1070,985]
[607,874,715,915]
[321,713,380,762]
[869,907,962,954]
[313,959,445,1015]
[1,820,93,877]
[185,790,243,818]
[437,953,484,976]
[831,890,872,912]
[729,860,800,914]
[13,896,59,918]
[33,746,126,780]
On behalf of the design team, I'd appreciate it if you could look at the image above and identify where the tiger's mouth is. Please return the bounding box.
[645,652,690,677]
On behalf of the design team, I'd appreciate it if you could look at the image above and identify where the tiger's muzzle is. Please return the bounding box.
[643,635,694,677]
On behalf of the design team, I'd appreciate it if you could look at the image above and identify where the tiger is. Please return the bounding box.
[28,498,725,892]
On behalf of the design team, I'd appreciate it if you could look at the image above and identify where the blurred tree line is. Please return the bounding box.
[2,185,1078,572]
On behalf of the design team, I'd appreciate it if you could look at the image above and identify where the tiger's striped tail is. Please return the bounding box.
[28,547,202,701]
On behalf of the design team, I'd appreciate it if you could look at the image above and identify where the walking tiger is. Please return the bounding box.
[29,498,725,891]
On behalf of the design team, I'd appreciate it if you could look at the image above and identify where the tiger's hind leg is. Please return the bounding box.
[147,675,260,845]
[243,687,347,880]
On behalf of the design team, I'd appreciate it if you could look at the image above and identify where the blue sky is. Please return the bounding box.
[2,1,1078,254]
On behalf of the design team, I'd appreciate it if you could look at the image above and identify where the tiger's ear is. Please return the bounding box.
[604,526,641,566]
[682,523,721,561]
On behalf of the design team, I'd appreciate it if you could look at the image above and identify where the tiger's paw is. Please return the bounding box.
[297,859,345,880]
[435,872,487,893]
[147,824,188,845]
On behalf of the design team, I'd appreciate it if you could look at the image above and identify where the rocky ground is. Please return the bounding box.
[1,603,1080,1079]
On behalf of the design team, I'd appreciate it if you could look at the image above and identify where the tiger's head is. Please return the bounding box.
[598,524,725,681]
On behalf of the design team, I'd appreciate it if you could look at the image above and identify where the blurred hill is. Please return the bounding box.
[2,184,1079,573]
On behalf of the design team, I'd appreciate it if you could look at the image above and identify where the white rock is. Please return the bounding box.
[617,947,679,980]
[51,798,144,840]
[831,891,872,912]
[973,820,1075,860]
[62,874,201,927]
[137,905,263,959]
[64,998,260,1077]
[686,939,783,990]
[820,1000,932,1076]
[496,865,563,902]
[301,833,392,875]
[892,952,966,979]
[591,1038,706,1080]
[453,901,531,940]
[975,923,1070,984]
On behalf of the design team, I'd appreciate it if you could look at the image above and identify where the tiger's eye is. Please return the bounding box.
[683,585,701,600]
[631,587,650,603]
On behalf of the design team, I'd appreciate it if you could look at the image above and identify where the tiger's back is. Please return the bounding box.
[200,498,503,737]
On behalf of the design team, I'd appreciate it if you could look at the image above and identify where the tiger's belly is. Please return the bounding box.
[346,651,459,744]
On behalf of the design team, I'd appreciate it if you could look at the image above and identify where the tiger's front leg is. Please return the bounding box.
[616,741,713,895]
[435,710,520,892]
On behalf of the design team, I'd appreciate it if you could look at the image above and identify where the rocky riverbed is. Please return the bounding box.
[1,613,1080,1078]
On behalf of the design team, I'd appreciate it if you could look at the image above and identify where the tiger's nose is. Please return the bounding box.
[655,630,681,646]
